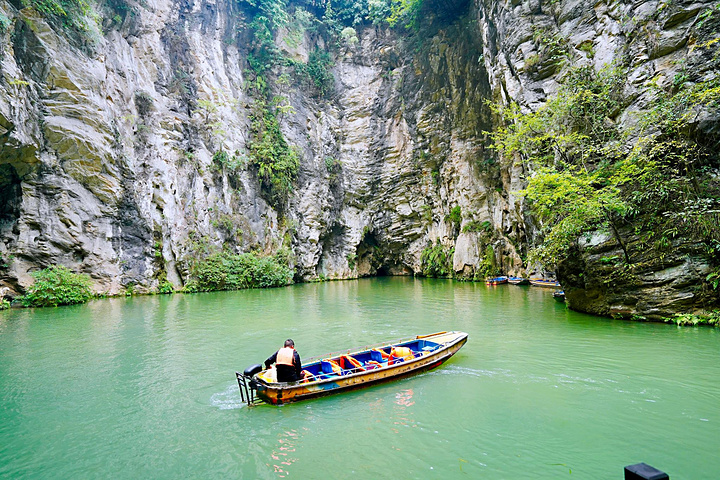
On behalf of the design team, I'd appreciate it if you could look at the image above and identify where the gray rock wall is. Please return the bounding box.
[476,0,720,319]
[0,0,716,320]
[0,0,518,295]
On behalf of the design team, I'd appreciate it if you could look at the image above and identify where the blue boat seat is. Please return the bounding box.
[321,360,342,376]
[370,350,386,363]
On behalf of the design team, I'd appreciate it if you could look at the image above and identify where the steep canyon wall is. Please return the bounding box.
[0,0,717,320]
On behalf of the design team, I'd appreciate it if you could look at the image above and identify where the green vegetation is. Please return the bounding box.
[212,150,245,172]
[340,26,359,45]
[247,92,300,208]
[0,13,11,35]
[23,0,93,35]
[235,0,458,208]
[325,156,341,173]
[157,280,175,295]
[0,298,9,310]
[475,245,498,279]
[420,241,454,277]
[185,251,293,292]
[526,25,568,76]
[20,265,94,307]
[346,253,357,270]
[462,220,492,234]
[387,0,423,28]
[667,311,720,327]
[241,0,288,75]
[489,62,719,279]
[291,48,334,96]
[708,271,720,290]
[104,0,134,26]
[444,206,462,227]
[240,0,305,209]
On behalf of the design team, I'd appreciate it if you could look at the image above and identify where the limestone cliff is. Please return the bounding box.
[476,0,720,320]
[0,0,717,320]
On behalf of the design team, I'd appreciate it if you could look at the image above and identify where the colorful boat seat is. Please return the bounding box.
[321,359,343,376]
[389,346,414,364]
[300,369,315,383]
[339,355,365,372]
[365,360,382,370]
[371,349,390,362]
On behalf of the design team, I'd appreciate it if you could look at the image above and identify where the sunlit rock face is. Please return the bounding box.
[0,0,715,319]
[0,0,507,294]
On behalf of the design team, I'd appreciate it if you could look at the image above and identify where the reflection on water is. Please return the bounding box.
[395,389,415,408]
[1,278,720,478]
[364,388,418,436]
[391,389,416,435]
[268,429,300,478]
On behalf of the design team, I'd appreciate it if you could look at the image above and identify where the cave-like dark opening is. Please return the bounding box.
[0,164,21,234]
[376,265,391,276]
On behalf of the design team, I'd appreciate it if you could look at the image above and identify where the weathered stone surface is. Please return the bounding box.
[0,0,715,320]
[559,233,717,321]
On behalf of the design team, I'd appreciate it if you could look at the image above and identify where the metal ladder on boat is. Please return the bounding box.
[236,364,263,406]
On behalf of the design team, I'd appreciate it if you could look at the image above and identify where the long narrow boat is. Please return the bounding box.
[485,276,508,285]
[508,276,530,285]
[530,278,561,288]
[236,331,468,405]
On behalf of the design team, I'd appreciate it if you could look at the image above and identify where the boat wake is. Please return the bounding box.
[430,365,504,379]
[210,383,246,410]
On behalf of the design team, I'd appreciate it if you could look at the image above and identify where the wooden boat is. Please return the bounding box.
[508,276,530,285]
[236,331,468,405]
[485,276,508,285]
[530,278,561,288]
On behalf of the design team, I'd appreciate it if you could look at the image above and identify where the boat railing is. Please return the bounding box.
[303,348,441,383]
[302,333,449,364]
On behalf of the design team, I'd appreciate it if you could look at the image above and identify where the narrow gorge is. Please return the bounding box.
[0,0,718,322]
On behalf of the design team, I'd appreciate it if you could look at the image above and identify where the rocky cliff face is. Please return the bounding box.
[0,0,717,319]
[476,0,719,320]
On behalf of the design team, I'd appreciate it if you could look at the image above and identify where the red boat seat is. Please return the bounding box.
[339,355,365,372]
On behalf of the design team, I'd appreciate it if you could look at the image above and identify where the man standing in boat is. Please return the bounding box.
[265,339,302,382]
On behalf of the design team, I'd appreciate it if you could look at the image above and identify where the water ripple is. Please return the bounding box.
[210,383,246,410]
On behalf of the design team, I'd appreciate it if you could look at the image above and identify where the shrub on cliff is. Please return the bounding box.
[489,62,719,272]
[21,265,94,307]
[420,241,454,277]
[29,0,92,33]
[247,102,299,207]
[186,252,293,292]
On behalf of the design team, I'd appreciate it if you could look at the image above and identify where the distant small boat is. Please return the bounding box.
[530,278,562,288]
[485,276,508,285]
[508,277,530,286]
[553,290,565,302]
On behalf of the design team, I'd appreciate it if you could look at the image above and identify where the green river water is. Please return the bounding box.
[1,277,719,479]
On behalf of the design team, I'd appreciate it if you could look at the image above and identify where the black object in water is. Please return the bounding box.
[624,463,669,480]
